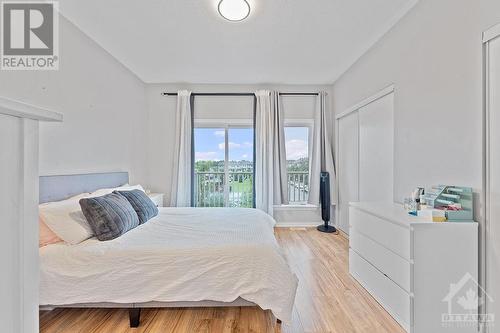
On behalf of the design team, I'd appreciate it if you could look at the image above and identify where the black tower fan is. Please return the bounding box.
[317,172,337,233]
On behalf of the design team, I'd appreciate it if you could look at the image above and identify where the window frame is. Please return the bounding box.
[194,118,316,209]
[193,119,254,208]
[281,119,315,207]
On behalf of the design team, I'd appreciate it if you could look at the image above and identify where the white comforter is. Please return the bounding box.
[40,208,298,322]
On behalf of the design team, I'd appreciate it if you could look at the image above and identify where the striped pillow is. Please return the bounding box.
[114,189,158,224]
[79,193,139,241]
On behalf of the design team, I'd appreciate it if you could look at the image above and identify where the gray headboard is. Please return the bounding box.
[39,172,129,203]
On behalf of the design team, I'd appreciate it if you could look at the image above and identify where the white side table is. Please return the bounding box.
[148,193,165,207]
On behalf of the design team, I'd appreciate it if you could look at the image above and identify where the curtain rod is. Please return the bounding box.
[279,92,320,96]
[161,92,320,96]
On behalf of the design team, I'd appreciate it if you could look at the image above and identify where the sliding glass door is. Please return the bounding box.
[194,126,254,208]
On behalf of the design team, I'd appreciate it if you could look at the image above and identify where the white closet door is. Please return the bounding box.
[358,92,394,202]
[486,33,500,328]
[337,111,359,234]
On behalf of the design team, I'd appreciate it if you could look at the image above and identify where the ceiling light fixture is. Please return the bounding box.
[218,0,250,22]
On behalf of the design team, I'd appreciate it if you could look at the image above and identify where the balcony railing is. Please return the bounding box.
[288,172,309,203]
[194,172,224,208]
[194,171,309,208]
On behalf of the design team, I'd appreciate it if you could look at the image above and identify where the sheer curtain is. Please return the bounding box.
[309,92,337,206]
[170,90,192,207]
[254,90,288,216]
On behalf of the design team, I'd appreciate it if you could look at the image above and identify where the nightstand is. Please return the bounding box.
[148,193,165,207]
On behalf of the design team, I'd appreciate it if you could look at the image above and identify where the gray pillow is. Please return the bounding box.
[79,193,139,241]
[114,189,158,224]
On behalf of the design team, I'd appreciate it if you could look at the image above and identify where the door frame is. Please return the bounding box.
[482,22,500,333]
[193,120,254,208]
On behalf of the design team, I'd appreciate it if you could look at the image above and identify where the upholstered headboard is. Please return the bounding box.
[39,172,129,204]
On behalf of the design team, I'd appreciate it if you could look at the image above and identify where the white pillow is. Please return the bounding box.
[88,184,145,197]
[39,193,93,245]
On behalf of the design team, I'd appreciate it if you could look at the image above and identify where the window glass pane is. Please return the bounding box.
[228,128,254,208]
[284,127,309,203]
[194,128,225,207]
[193,127,254,208]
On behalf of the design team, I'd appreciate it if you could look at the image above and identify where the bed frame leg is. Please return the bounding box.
[129,308,141,328]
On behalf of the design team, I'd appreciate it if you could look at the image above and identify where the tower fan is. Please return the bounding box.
[317,172,337,233]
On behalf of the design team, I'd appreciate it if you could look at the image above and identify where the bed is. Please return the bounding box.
[39,172,298,327]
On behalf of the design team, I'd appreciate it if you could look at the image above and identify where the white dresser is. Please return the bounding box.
[349,202,478,333]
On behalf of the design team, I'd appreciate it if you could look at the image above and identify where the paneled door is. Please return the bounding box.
[336,86,394,235]
[358,92,394,202]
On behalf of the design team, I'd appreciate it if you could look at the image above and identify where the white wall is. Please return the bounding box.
[332,0,483,204]
[482,0,500,32]
[0,15,334,227]
[331,0,500,329]
[146,83,332,225]
[332,0,500,204]
[0,16,147,185]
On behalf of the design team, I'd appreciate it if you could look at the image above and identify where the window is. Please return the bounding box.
[194,120,311,207]
[284,124,311,204]
[194,125,254,208]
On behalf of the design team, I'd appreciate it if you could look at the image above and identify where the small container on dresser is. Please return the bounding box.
[348,202,478,333]
[147,193,165,207]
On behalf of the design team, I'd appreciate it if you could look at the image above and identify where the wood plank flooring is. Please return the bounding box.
[40,228,404,333]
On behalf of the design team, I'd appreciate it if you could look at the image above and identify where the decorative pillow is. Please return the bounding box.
[79,193,140,241]
[39,193,94,245]
[39,217,62,247]
[114,189,158,224]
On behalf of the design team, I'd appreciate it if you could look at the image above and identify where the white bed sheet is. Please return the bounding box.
[40,207,298,322]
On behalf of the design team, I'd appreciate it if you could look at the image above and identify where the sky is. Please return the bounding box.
[194,127,308,161]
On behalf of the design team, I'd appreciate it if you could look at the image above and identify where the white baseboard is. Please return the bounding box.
[275,221,345,232]
[275,221,322,227]
[275,221,323,228]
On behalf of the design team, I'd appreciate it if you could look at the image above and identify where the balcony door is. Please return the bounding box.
[193,123,254,208]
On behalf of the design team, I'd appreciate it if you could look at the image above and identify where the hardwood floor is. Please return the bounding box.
[39,228,404,333]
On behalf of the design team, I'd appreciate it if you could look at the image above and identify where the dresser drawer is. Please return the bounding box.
[349,207,410,259]
[349,249,410,331]
[350,227,410,292]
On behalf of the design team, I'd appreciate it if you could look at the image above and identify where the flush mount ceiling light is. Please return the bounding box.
[218,0,251,21]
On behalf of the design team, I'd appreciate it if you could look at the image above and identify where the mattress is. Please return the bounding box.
[40,207,298,322]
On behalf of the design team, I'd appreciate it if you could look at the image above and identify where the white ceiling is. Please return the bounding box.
[59,0,417,84]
